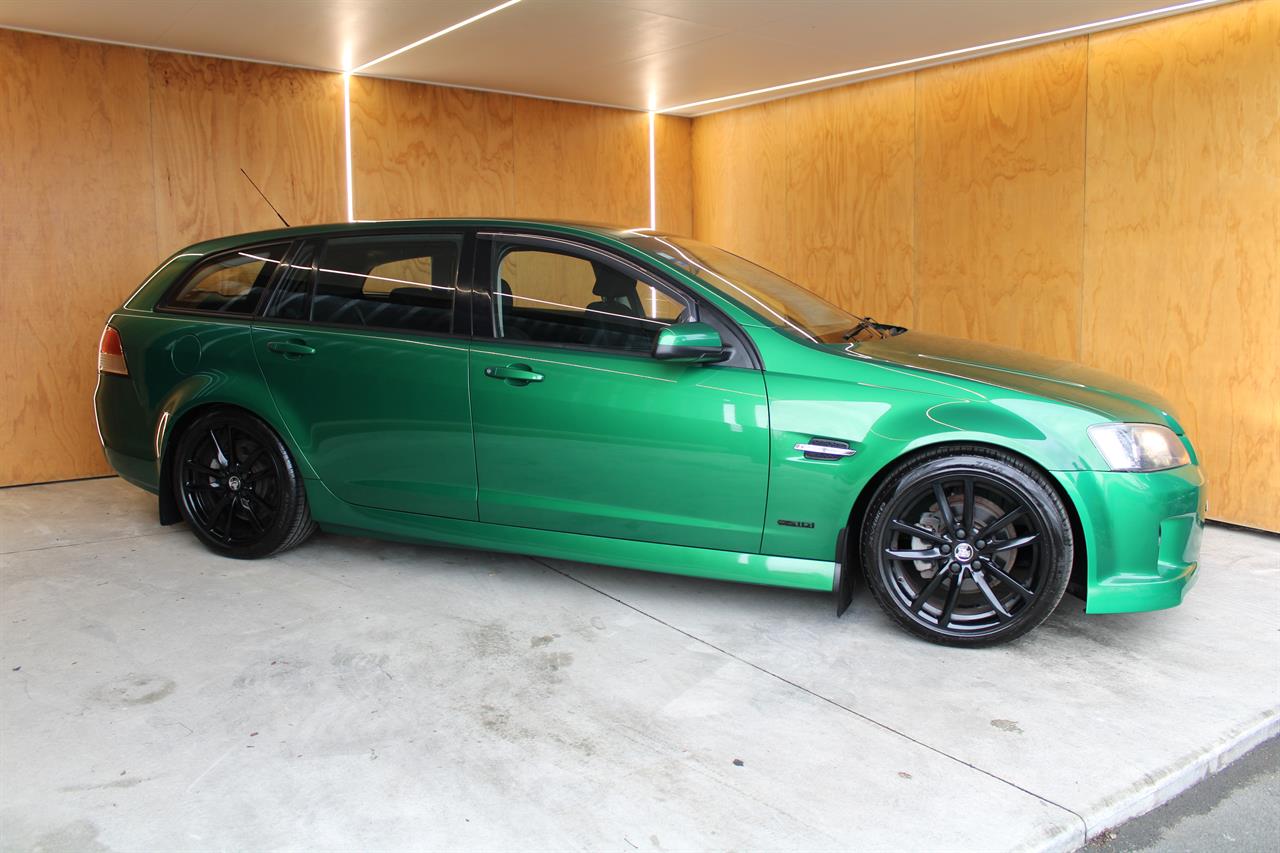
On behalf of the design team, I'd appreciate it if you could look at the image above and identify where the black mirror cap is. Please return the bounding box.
[652,341,731,363]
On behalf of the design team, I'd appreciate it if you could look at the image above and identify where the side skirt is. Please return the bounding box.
[305,479,835,593]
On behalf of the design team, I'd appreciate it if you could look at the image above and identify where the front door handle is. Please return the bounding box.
[266,340,316,357]
[484,364,544,386]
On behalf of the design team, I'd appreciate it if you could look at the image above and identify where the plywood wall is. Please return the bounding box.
[692,100,790,276]
[655,114,694,235]
[0,29,668,488]
[691,0,1279,531]
[149,53,347,250]
[787,74,916,323]
[915,38,1088,360]
[1082,0,1280,530]
[0,31,157,485]
[351,77,515,220]
[511,97,649,226]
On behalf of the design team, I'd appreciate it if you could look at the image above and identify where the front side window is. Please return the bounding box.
[494,246,686,353]
[163,244,288,314]
[305,234,462,334]
[622,234,878,343]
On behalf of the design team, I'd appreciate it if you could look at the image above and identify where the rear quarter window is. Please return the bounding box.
[161,245,289,315]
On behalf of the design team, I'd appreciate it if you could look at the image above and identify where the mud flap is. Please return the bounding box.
[833,526,855,616]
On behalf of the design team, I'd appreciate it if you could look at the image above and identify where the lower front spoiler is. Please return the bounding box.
[1086,561,1199,614]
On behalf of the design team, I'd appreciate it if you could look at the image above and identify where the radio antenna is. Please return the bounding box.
[240,168,290,227]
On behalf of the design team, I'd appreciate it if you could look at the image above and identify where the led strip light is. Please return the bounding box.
[352,0,524,74]
[659,0,1225,114]
[341,1,525,221]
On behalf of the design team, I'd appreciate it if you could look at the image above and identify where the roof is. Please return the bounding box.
[176,218,664,257]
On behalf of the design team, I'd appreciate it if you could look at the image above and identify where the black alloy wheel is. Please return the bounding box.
[862,447,1073,647]
[173,409,315,558]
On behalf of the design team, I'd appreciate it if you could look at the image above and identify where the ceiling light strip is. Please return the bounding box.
[660,0,1223,113]
[351,0,524,74]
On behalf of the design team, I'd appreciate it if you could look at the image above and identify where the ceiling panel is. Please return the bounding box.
[0,0,498,71]
[0,0,1230,113]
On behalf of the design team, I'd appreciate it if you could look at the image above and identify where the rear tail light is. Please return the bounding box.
[98,325,129,376]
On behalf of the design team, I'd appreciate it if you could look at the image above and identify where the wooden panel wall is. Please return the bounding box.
[351,77,515,220]
[511,97,649,226]
[0,31,157,485]
[787,74,916,323]
[692,75,918,325]
[149,54,346,250]
[350,79,665,228]
[915,38,1088,360]
[655,114,693,235]
[692,100,790,276]
[1083,0,1280,530]
[1,30,665,488]
[690,0,1279,530]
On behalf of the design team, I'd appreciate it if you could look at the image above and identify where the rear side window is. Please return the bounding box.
[305,234,462,334]
[163,245,288,314]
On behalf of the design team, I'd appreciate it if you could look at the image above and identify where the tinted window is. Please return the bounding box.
[307,234,461,333]
[264,242,316,322]
[164,245,288,314]
[621,234,872,343]
[495,247,685,352]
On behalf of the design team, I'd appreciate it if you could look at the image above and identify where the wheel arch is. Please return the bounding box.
[156,398,313,526]
[842,438,1089,603]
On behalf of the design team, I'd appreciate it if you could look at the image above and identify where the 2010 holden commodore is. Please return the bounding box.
[95,219,1203,646]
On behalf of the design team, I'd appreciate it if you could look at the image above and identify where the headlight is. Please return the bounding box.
[1088,423,1190,472]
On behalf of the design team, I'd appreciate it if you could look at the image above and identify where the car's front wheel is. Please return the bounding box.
[861,446,1073,647]
[172,408,316,559]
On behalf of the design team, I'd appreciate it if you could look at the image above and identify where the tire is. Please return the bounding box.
[171,408,316,559]
[860,446,1073,647]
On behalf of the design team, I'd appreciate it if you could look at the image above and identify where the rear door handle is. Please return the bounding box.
[266,340,316,357]
[484,364,544,385]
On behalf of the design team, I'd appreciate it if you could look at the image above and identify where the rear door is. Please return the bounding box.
[467,233,770,553]
[252,230,477,519]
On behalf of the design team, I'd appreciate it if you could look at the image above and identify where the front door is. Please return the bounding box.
[252,231,477,519]
[468,236,769,553]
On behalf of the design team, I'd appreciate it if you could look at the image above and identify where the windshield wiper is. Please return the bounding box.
[842,316,887,341]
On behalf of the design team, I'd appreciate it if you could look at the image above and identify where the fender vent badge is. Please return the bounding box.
[794,439,855,460]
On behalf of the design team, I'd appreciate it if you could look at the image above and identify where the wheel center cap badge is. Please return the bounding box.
[953,542,975,563]
[227,475,241,491]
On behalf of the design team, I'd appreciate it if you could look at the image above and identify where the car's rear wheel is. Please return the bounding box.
[861,447,1073,647]
[172,409,316,559]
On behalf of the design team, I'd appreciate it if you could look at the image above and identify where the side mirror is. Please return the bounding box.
[652,322,729,363]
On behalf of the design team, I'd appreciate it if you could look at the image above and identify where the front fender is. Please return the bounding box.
[760,370,1106,560]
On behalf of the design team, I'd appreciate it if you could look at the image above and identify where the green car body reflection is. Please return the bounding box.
[95,220,1203,646]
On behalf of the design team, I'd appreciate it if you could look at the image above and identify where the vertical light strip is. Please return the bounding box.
[343,72,354,222]
[648,110,658,315]
[648,110,657,230]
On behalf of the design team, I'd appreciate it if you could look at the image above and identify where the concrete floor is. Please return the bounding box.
[2,477,1277,852]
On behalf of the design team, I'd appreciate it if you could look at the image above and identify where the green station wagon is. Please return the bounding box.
[95,219,1204,646]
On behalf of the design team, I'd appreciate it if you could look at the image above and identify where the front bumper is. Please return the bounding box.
[1056,463,1204,614]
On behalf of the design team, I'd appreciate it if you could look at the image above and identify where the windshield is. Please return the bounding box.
[623,234,869,343]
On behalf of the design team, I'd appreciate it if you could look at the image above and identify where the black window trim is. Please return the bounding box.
[474,230,761,369]
[154,240,295,320]
[254,226,476,341]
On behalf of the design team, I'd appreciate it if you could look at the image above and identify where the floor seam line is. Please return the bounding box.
[0,528,185,556]
[531,556,1089,841]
